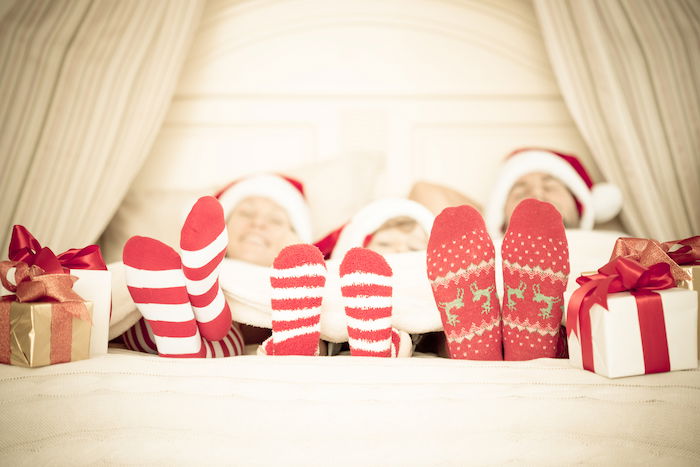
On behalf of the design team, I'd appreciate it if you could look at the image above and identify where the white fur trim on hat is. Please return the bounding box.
[591,182,623,224]
[331,198,435,260]
[217,174,312,243]
[484,150,596,237]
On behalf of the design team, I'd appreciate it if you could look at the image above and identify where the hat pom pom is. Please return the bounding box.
[591,182,623,224]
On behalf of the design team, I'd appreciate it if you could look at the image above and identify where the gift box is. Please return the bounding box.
[610,236,700,359]
[567,257,698,378]
[1,261,93,368]
[4,226,110,356]
[2,300,93,368]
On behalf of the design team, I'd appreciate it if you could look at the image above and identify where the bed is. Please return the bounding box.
[1,349,699,465]
[3,1,698,464]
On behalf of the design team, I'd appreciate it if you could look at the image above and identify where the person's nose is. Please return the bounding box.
[529,184,545,201]
[250,214,267,230]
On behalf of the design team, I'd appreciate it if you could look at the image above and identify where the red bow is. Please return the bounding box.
[567,256,676,374]
[661,236,700,266]
[8,225,107,272]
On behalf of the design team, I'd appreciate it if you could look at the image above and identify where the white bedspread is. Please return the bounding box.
[1,350,699,465]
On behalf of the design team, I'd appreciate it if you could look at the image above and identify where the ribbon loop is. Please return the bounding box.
[8,225,107,271]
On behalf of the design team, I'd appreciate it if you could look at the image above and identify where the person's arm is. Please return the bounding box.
[408,180,482,215]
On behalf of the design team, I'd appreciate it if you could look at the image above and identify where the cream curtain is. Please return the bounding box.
[0,0,204,255]
[534,0,700,240]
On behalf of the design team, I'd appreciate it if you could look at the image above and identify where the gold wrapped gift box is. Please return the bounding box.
[6,301,92,368]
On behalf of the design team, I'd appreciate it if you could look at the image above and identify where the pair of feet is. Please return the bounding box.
[123,197,237,357]
[258,244,409,357]
[427,199,569,360]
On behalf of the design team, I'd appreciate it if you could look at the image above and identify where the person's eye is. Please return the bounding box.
[268,217,284,226]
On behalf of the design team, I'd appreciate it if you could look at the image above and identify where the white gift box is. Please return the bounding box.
[1,268,111,357]
[69,269,111,356]
[568,287,698,378]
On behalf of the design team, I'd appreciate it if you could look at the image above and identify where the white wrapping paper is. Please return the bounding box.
[568,287,698,378]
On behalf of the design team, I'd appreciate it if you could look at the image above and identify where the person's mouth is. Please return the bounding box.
[240,233,269,248]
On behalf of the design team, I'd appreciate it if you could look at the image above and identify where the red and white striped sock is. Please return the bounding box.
[340,247,393,357]
[269,244,326,356]
[123,236,204,358]
[501,199,569,360]
[427,205,502,360]
[201,323,245,357]
[122,319,244,357]
[180,196,233,341]
[121,318,158,354]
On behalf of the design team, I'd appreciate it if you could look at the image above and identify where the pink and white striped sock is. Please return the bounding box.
[123,236,204,358]
[121,318,158,354]
[201,323,245,357]
[123,319,244,357]
[180,196,233,341]
[269,244,326,356]
[340,248,393,357]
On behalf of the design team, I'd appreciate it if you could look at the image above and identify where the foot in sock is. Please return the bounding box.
[340,248,395,357]
[426,205,502,360]
[501,199,569,360]
[180,196,233,341]
[268,244,326,355]
[123,236,204,358]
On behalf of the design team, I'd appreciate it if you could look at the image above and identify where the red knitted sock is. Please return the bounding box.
[501,199,569,360]
[269,244,326,356]
[340,248,393,357]
[123,236,204,358]
[427,206,502,360]
[180,196,233,341]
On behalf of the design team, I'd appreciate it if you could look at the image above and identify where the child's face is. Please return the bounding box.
[226,196,300,267]
[504,172,579,229]
[366,223,428,255]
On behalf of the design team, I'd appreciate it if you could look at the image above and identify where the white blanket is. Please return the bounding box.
[1,349,698,465]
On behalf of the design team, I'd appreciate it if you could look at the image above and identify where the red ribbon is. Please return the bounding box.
[661,236,700,266]
[9,225,107,272]
[566,256,676,374]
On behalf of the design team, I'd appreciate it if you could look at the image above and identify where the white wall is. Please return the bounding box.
[105,0,598,261]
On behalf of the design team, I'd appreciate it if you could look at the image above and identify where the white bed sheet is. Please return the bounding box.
[1,349,699,465]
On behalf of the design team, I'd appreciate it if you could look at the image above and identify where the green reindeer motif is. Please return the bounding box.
[470,282,495,314]
[438,288,464,326]
[505,281,527,311]
[532,283,562,319]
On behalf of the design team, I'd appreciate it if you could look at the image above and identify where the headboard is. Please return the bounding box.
[102,0,597,262]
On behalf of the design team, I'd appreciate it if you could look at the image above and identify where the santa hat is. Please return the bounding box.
[215,173,313,243]
[484,148,623,236]
[316,198,435,260]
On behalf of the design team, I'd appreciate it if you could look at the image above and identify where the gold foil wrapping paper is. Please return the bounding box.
[9,301,92,368]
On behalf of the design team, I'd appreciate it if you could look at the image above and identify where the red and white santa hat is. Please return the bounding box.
[484,148,623,236]
[316,198,435,260]
[214,173,313,243]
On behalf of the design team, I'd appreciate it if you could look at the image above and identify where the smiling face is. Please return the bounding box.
[504,172,580,229]
[225,196,300,267]
[366,217,428,255]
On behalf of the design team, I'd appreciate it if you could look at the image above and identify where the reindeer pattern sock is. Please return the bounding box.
[501,199,569,360]
[427,206,502,360]
[340,248,394,357]
[180,196,233,341]
[269,244,326,356]
[123,236,204,358]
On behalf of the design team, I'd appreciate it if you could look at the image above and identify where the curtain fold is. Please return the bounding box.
[0,0,204,254]
[534,0,700,240]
